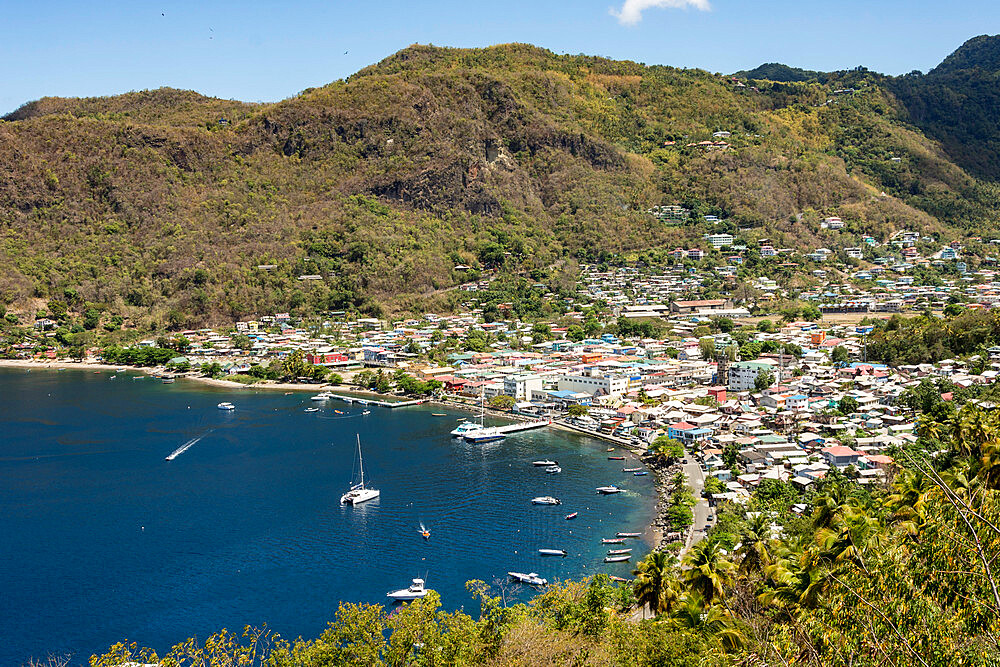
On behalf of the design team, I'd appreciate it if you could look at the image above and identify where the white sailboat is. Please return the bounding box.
[451,386,489,437]
[340,434,380,505]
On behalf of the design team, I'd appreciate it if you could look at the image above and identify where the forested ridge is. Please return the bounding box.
[3,39,1000,329]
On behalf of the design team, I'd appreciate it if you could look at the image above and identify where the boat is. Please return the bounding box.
[596,486,623,494]
[609,575,630,583]
[109,375,116,380]
[508,571,547,586]
[602,538,625,544]
[340,434,380,505]
[608,456,625,461]
[311,392,333,401]
[544,465,562,474]
[538,549,567,557]
[607,548,633,555]
[217,402,235,411]
[464,428,505,444]
[623,467,642,473]
[419,522,430,540]
[532,460,558,467]
[162,377,175,384]
[565,512,578,520]
[531,496,562,505]
[633,471,648,476]
[604,555,631,563]
[304,407,320,413]
[362,410,371,415]
[431,413,447,417]
[334,410,344,414]
[116,367,127,372]
[616,532,642,538]
[386,578,429,601]
[606,448,614,452]
[452,386,488,437]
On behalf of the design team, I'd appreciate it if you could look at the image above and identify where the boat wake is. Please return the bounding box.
[165,431,212,461]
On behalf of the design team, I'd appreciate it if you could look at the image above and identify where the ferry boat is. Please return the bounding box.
[217,402,236,411]
[531,496,561,505]
[596,485,623,495]
[538,548,567,557]
[386,578,429,601]
[340,435,380,505]
[508,571,547,586]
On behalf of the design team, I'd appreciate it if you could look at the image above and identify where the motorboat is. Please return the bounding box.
[304,407,320,413]
[311,392,333,401]
[362,410,371,415]
[544,465,562,474]
[634,471,648,476]
[162,377,175,384]
[340,434,380,505]
[217,402,235,411]
[623,467,642,473]
[386,578,429,601]
[608,456,625,461]
[596,486,623,495]
[607,548,633,555]
[532,460,558,467]
[565,512,578,520]
[604,554,631,563]
[616,532,642,538]
[508,571,547,586]
[116,367,127,372]
[538,548,567,557]
[531,496,561,505]
[602,538,625,544]
[419,522,430,540]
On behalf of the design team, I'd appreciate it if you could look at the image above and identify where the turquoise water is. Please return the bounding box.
[0,368,655,665]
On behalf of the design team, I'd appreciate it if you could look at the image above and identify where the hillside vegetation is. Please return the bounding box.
[2,41,1000,329]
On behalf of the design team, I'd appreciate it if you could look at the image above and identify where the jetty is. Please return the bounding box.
[331,394,427,409]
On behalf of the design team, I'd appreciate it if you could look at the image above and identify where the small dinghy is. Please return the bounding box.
[623,467,642,472]
[538,548,567,557]
[608,456,625,461]
[602,538,626,544]
[634,471,648,476]
[304,407,320,413]
[565,512,578,520]
[616,532,642,538]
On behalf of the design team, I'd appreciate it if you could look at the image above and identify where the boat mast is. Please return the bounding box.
[357,433,365,489]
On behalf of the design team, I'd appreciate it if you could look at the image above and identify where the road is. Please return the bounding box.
[681,456,713,556]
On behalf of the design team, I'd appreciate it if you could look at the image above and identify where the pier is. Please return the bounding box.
[331,394,427,408]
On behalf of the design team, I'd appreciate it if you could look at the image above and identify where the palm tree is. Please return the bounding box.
[811,483,852,531]
[885,468,932,536]
[760,547,827,612]
[632,551,680,617]
[736,513,773,574]
[683,539,735,604]
[815,505,882,574]
[669,591,744,651]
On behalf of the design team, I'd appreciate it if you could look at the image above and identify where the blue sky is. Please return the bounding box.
[1,0,996,115]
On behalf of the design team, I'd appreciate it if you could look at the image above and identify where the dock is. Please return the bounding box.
[331,394,427,409]
[463,420,550,441]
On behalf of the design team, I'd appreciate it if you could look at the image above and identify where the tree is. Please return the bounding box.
[231,334,252,350]
[649,436,685,464]
[757,319,776,333]
[282,350,307,380]
[839,395,860,415]
[632,551,679,616]
[566,325,585,342]
[704,476,725,495]
[831,345,850,364]
[488,395,515,410]
[683,540,736,604]
[567,404,589,417]
[801,303,822,321]
[698,337,716,360]
[754,370,775,392]
[714,317,734,333]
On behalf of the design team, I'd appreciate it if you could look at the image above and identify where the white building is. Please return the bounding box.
[823,217,845,230]
[728,361,775,392]
[503,374,544,401]
[845,247,864,259]
[704,233,735,248]
[557,368,629,398]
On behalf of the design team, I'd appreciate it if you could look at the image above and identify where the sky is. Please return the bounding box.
[1,0,997,115]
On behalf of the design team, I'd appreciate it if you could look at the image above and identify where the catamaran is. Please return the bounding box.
[340,434,380,505]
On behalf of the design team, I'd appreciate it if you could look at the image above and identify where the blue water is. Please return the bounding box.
[0,368,655,665]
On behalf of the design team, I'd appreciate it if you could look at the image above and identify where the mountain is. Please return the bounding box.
[2,42,1000,331]
[733,62,829,83]
[889,34,1000,179]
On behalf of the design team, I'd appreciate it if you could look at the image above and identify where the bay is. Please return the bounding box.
[0,368,655,665]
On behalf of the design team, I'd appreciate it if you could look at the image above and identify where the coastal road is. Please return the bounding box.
[681,456,713,556]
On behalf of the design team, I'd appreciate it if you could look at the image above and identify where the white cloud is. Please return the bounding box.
[611,0,711,25]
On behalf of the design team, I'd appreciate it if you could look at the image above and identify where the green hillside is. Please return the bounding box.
[2,42,999,330]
